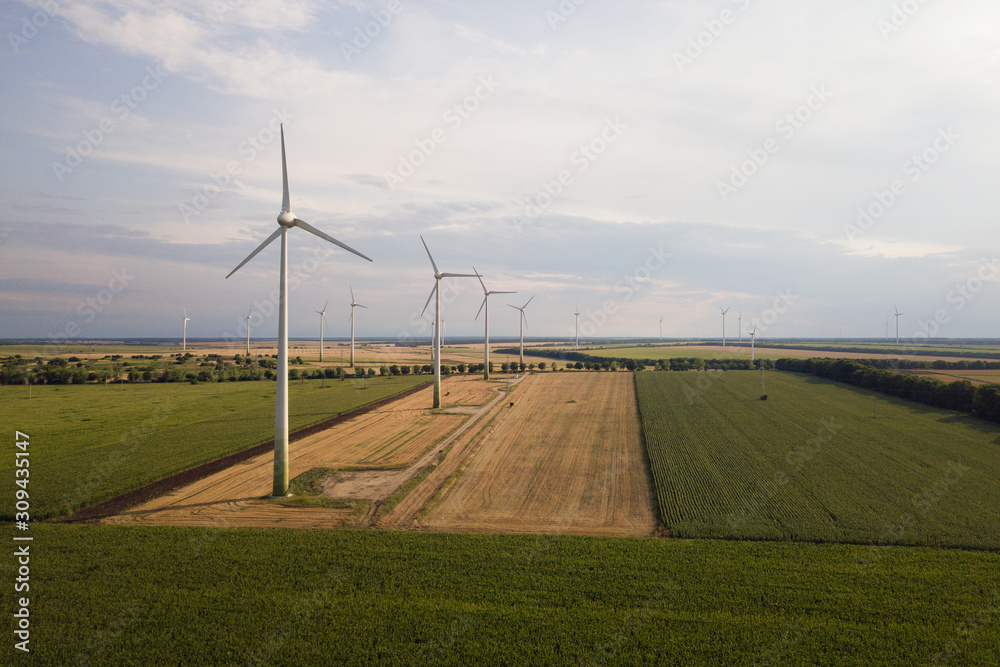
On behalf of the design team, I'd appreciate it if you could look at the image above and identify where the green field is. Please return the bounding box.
[5,524,998,665]
[1,376,429,520]
[635,371,1000,549]
[571,341,1000,361]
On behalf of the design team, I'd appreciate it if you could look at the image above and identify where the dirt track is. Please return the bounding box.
[417,373,657,537]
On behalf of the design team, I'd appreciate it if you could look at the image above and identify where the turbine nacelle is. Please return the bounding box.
[277,211,296,227]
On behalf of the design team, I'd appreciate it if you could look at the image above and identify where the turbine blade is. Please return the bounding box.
[522,295,534,309]
[323,299,329,313]
[522,310,529,330]
[357,304,368,309]
[281,124,290,213]
[475,296,487,321]
[473,266,487,294]
[420,235,440,275]
[350,284,355,303]
[491,290,516,295]
[440,272,480,278]
[226,226,283,279]
[295,219,372,262]
[508,304,519,311]
[421,283,437,317]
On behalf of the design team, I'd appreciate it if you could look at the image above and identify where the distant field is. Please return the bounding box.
[897,368,1000,386]
[12,524,999,665]
[574,343,1000,363]
[0,376,429,519]
[420,373,657,536]
[635,371,1000,549]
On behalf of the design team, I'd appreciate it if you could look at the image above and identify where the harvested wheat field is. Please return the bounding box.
[101,375,498,529]
[418,372,658,537]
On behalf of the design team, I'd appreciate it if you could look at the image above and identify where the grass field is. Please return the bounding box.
[0,376,429,520]
[635,371,1000,549]
[571,343,1000,363]
[7,524,998,665]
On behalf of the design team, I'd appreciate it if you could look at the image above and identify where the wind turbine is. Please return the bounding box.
[509,296,535,365]
[738,310,742,344]
[226,124,371,497]
[720,307,730,347]
[316,300,329,363]
[750,324,757,361]
[894,305,904,345]
[885,316,889,340]
[420,236,479,408]
[245,305,253,356]
[474,268,515,380]
[574,304,580,349]
[348,285,366,367]
[659,317,663,341]
[182,309,190,352]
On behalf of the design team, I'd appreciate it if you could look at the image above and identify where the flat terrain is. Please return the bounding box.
[101,375,503,529]
[636,371,1000,549]
[582,343,999,363]
[19,524,1000,665]
[0,375,429,519]
[419,373,657,537]
[897,368,1000,386]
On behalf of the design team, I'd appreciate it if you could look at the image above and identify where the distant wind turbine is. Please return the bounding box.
[720,307,730,347]
[420,236,479,408]
[659,317,663,341]
[894,305,904,346]
[738,310,742,344]
[885,316,889,340]
[245,305,252,356]
[574,304,581,349]
[349,285,366,367]
[750,324,757,362]
[182,309,190,352]
[474,268,515,380]
[509,296,535,365]
[226,124,371,497]
[316,300,329,363]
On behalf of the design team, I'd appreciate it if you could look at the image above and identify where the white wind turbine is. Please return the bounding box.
[316,300,329,363]
[720,307,730,347]
[894,305,904,345]
[226,124,371,497]
[885,316,889,340]
[659,316,663,341]
[182,309,190,352]
[420,236,479,408]
[474,267,515,380]
[245,305,253,356]
[750,324,757,361]
[574,305,581,349]
[509,296,535,366]
[348,285,366,367]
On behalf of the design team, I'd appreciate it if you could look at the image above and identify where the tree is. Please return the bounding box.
[457,363,467,374]
[538,362,547,371]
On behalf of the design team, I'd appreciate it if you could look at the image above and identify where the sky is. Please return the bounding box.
[1,0,998,344]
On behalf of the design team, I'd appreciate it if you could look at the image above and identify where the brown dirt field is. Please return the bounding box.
[417,373,657,537]
[896,369,1000,386]
[100,375,496,529]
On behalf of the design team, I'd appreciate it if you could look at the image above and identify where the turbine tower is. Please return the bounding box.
[885,316,889,340]
[659,317,663,341]
[894,305,904,345]
[474,268,515,380]
[182,309,190,352]
[349,285,367,367]
[508,296,535,365]
[750,324,757,362]
[420,236,479,409]
[574,304,580,349]
[720,307,730,347]
[316,300,329,363]
[226,124,371,497]
[245,305,252,356]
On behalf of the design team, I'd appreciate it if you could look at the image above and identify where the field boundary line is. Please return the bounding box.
[53,380,433,523]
